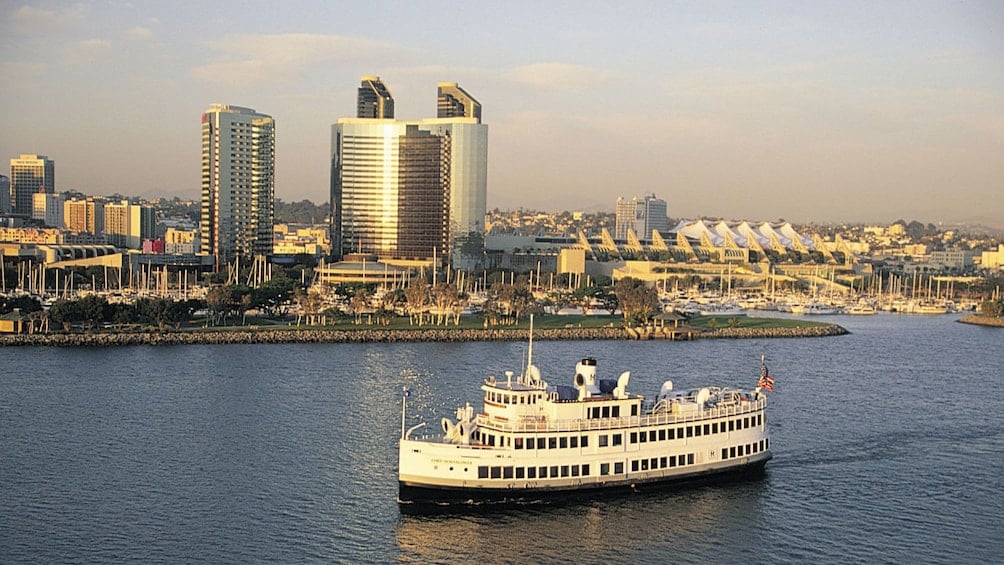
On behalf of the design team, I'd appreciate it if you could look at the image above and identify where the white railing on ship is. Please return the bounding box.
[475,398,766,434]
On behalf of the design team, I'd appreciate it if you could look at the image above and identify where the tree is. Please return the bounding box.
[294,287,325,326]
[348,287,371,324]
[404,282,430,326]
[614,277,660,326]
[430,282,459,326]
[981,299,1003,318]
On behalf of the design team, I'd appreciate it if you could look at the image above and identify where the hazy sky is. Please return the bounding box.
[2,1,1002,225]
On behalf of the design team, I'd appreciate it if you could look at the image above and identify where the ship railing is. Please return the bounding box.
[476,398,765,433]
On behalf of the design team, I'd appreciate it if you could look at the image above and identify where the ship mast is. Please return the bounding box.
[526,314,534,379]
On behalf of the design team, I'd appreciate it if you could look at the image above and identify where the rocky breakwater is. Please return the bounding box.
[700,324,849,339]
[957,315,1004,328]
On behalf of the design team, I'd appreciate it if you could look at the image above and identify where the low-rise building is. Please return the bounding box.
[981,244,1004,270]
[928,248,973,271]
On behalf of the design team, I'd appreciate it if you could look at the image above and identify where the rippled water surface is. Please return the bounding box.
[1,314,1001,563]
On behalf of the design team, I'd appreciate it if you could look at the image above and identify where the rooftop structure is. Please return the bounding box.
[357,76,395,119]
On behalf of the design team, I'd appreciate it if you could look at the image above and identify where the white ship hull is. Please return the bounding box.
[399,378,771,505]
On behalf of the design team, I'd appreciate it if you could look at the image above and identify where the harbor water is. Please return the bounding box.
[1,314,1001,563]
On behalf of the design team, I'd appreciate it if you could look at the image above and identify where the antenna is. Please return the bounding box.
[526,314,534,376]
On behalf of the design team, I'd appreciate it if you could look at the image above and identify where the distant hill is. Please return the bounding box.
[275,199,328,225]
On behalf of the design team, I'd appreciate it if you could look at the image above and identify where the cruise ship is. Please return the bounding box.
[398,334,774,505]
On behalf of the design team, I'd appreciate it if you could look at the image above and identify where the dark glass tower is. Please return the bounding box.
[437,82,481,123]
[357,76,395,119]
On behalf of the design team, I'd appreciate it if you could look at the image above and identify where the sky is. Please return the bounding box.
[1,1,1002,226]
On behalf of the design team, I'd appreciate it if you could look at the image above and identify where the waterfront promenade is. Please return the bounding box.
[0,322,847,347]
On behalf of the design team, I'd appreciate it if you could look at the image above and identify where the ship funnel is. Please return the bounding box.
[574,358,600,398]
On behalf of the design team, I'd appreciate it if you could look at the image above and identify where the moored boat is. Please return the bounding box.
[398,324,774,506]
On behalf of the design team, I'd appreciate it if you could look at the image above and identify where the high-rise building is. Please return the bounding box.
[357,76,395,119]
[0,174,11,214]
[32,192,64,228]
[200,104,275,266]
[615,194,668,240]
[331,79,487,266]
[64,197,104,234]
[437,82,482,122]
[9,154,54,217]
[104,200,156,249]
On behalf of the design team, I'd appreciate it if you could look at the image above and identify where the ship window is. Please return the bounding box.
[504,467,514,479]
[649,430,657,442]
[688,454,694,465]
[582,464,590,476]
[660,457,667,468]
[539,466,547,478]
[549,438,557,449]
[631,404,639,416]
[704,424,710,435]
[560,437,568,449]
[479,466,489,478]
[537,438,546,450]
[730,447,736,458]
[581,436,588,448]
[527,467,537,479]
[570,436,578,448]
[722,448,729,459]
[515,438,523,449]
[651,457,658,469]
[602,406,610,418]
[729,420,735,432]
[550,466,559,477]
[600,463,610,476]
[686,426,693,438]
[516,467,525,479]
[612,406,620,418]
[630,432,638,444]
[599,435,609,447]
[712,422,719,434]
[614,462,624,474]
[590,407,599,419]
[612,434,622,446]
[746,444,752,455]
[641,459,649,471]
[632,460,639,472]
[490,466,501,479]
[561,466,569,477]
[639,432,647,443]
[659,429,666,441]
[669,456,677,467]
[766,438,770,450]
[571,465,579,477]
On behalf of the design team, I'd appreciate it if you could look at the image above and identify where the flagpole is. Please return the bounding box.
[401,387,408,440]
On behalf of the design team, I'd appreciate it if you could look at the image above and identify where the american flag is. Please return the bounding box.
[758,363,775,392]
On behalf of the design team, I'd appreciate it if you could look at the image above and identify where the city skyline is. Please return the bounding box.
[1,2,1002,226]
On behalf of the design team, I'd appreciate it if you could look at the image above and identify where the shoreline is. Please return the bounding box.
[0,323,848,347]
[957,314,1004,328]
